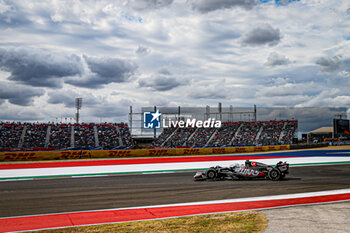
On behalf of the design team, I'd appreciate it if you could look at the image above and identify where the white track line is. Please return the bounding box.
[1,188,349,220]
[0,157,350,179]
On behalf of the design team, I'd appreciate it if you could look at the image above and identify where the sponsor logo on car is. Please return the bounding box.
[236,168,260,176]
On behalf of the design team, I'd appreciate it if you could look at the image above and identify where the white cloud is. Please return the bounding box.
[338,70,350,77]
[242,24,281,46]
[0,0,349,122]
[191,0,257,13]
[0,0,12,14]
[316,55,342,72]
[265,52,293,66]
[136,46,150,56]
[296,89,350,108]
[138,69,186,91]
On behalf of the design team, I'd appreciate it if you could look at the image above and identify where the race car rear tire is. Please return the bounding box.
[206,169,217,179]
[268,168,281,181]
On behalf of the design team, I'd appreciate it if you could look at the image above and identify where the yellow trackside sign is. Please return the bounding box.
[0,145,290,161]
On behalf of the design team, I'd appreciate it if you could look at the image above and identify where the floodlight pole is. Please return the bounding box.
[75,98,82,124]
[76,110,79,124]
[129,106,133,133]
[254,104,257,122]
[154,106,157,139]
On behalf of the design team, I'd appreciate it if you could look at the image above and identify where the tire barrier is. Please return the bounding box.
[0,145,290,161]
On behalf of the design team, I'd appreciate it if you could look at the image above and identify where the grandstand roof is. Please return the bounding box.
[309,127,333,134]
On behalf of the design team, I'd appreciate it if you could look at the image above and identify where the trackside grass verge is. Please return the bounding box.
[31,211,268,233]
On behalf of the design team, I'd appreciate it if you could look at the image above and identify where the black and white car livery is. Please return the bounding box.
[194,160,289,181]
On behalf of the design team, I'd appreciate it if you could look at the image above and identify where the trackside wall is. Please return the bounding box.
[0,145,290,161]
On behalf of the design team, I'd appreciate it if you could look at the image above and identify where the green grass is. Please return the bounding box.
[31,211,268,233]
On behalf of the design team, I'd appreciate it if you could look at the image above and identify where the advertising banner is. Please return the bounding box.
[0,145,290,161]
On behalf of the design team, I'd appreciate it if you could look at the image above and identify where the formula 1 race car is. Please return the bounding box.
[194,160,289,181]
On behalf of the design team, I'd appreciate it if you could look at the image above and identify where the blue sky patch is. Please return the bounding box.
[259,0,300,5]
[121,12,142,23]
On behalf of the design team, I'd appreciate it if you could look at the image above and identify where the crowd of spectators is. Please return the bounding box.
[1,122,134,150]
[49,123,72,148]
[187,127,216,147]
[0,120,298,151]
[233,121,263,146]
[23,123,48,148]
[164,127,196,148]
[256,121,285,146]
[156,120,298,148]
[74,123,96,148]
[118,123,135,148]
[0,122,24,149]
[211,122,240,147]
[97,123,120,148]
[153,127,177,147]
[280,120,298,145]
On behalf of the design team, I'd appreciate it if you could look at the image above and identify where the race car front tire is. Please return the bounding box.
[268,168,281,181]
[206,169,217,179]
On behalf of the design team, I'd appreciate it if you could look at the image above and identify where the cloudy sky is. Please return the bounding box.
[0,0,349,123]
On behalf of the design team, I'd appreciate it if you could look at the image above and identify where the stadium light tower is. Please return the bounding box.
[75,97,83,124]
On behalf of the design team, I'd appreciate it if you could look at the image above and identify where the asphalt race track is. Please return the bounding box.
[0,164,350,218]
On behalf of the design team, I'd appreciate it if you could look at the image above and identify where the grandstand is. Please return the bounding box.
[119,123,135,147]
[187,127,216,147]
[234,121,263,146]
[0,122,134,151]
[152,127,177,146]
[49,123,71,148]
[163,127,196,147]
[2,105,347,151]
[23,123,49,148]
[97,123,121,148]
[153,120,298,148]
[0,120,298,151]
[74,123,96,148]
[0,123,24,149]
[211,122,240,147]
